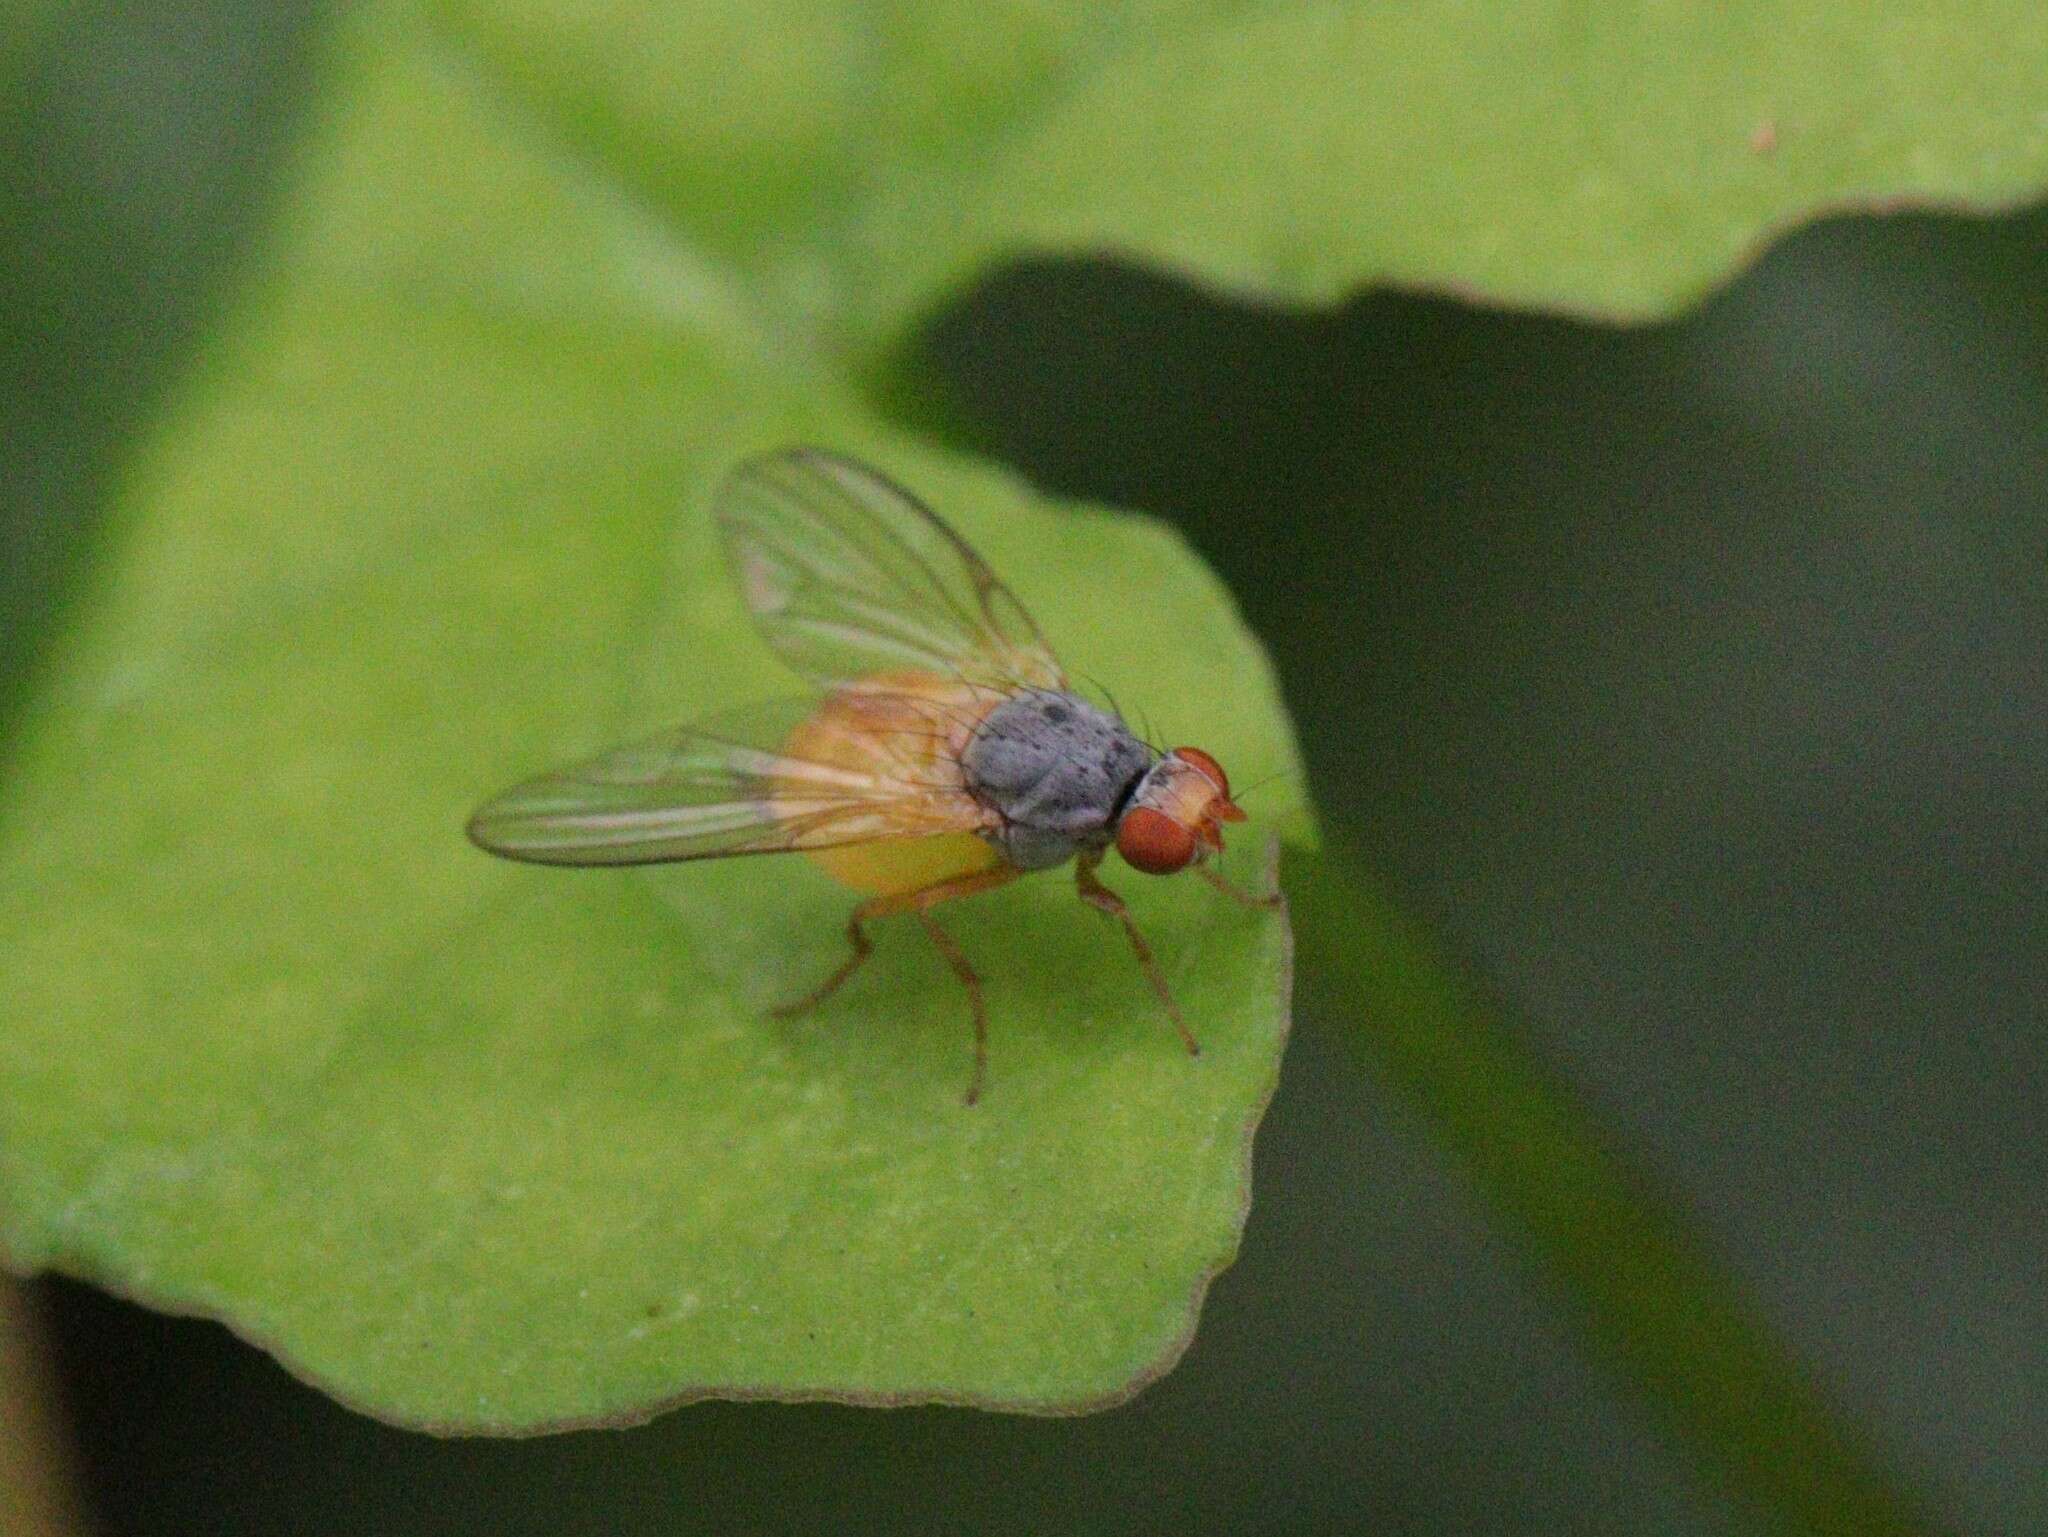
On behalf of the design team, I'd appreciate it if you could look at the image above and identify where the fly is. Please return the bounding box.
[468,449,1274,1103]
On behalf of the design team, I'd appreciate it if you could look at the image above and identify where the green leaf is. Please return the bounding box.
[9,0,2032,1473]
[0,16,1301,1427]
[427,0,2048,346]
[0,0,329,748]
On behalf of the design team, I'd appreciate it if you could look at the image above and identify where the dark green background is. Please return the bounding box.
[8,3,2043,1533]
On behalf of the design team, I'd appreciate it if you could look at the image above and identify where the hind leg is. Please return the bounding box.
[772,866,1019,1102]
[914,908,993,1105]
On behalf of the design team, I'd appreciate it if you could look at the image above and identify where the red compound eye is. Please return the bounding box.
[1116,807,1198,875]
[1172,746,1230,798]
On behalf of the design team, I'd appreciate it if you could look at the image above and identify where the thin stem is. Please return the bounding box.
[1289,846,1951,1537]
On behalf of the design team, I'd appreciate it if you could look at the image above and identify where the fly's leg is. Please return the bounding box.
[915,910,991,1106]
[771,865,1019,1104]
[768,905,876,1020]
[1197,861,1283,910]
[1074,854,1201,1058]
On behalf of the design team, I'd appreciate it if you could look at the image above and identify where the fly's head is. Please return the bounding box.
[1113,747,1246,875]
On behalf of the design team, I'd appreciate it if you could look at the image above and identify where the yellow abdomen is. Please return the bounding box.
[777,672,1003,896]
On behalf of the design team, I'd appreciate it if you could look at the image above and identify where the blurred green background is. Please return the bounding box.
[6,1,2044,1534]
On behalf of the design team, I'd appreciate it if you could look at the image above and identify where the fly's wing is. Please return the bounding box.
[717,449,1066,693]
[466,698,991,867]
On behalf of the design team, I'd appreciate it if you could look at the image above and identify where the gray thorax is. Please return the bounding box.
[961,690,1156,870]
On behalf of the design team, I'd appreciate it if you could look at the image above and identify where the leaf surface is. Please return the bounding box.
[0,18,1301,1427]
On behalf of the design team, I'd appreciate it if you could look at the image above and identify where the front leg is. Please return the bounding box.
[1074,853,1201,1058]
[1197,861,1283,910]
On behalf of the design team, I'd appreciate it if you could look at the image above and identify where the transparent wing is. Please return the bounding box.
[717,448,1066,692]
[466,697,992,868]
